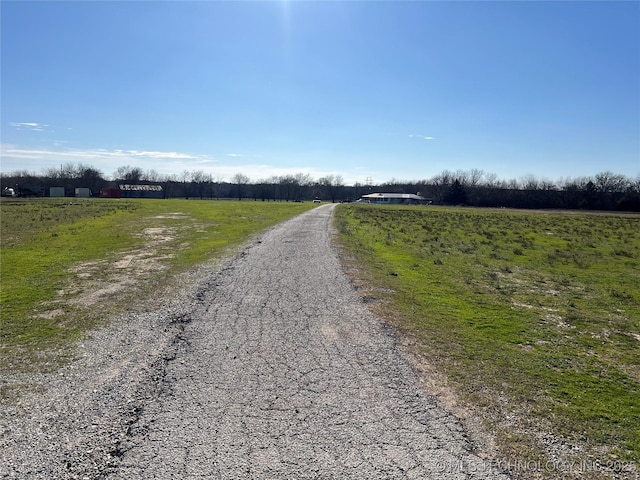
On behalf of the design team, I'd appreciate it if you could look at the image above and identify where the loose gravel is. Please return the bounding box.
[1,204,510,479]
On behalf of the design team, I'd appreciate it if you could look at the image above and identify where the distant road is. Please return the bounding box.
[102,203,508,479]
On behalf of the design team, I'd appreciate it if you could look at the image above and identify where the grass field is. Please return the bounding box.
[335,205,640,471]
[0,198,316,374]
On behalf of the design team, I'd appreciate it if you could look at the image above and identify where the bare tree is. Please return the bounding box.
[294,172,313,201]
[484,172,499,188]
[520,174,540,190]
[319,174,344,203]
[468,168,484,187]
[278,175,297,201]
[430,170,453,204]
[142,169,162,182]
[538,178,556,191]
[76,164,104,193]
[504,178,519,190]
[232,172,250,200]
[454,169,470,186]
[180,170,192,198]
[295,172,313,186]
[190,170,208,199]
[594,171,628,193]
[113,165,143,183]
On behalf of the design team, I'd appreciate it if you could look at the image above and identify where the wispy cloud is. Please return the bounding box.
[1,146,211,162]
[409,134,435,140]
[211,164,333,182]
[225,153,242,157]
[10,122,48,131]
[9,122,75,133]
[0,144,368,184]
[113,149,212,160]
[10,122,40,127]
[0,145,215,177]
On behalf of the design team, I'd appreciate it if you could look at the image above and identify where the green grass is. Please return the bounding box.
[335,205,640,467]
[0,198,316,373]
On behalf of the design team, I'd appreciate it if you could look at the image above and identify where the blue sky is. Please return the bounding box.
[1,1,639,185]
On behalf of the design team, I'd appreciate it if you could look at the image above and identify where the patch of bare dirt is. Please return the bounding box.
[41,224,184,317]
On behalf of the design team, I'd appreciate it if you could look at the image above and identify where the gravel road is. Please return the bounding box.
[1,204,510,479]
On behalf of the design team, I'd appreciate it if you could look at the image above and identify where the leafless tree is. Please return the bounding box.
[142,169,162,182]
[232,172,250,200]
[430,170,453,204]
[484,172,499,188]
[113,165,143,183]
[180,170,192,198]
[520,174,540,190]
[454,169,470,186]
[319,174,344,203]
[538,178,556,191]
[468,168,484,187]
[190,170,209,199]
[594,171,628,193]
[278,175,297,201]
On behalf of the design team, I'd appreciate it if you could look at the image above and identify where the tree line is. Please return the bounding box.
[0,164,348,203]
[1,164,639,211]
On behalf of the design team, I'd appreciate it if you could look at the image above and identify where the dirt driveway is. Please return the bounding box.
[1,204,509,479]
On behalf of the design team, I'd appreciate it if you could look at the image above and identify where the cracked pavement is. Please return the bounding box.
[1,204,510,479]
[104,204,508,479]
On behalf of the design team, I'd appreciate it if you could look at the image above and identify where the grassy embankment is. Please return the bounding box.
[335,204,639,470]
[0,198,316,376]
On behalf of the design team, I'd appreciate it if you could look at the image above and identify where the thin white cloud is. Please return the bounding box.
[10,122,49,131]
[125,150,211,160]
[0,145,222,181]
[0,144,365,184]
[211,164,331,182]
[409,134,435,140]
[225,153,242,157]
[1,146,210,161]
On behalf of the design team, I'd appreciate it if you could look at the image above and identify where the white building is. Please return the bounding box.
[358,193,427,205]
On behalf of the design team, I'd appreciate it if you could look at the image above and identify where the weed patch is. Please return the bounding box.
[335,204,640,471]
[1,198,315,372]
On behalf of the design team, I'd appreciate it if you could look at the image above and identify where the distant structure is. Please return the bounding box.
[358,192,428,205]
[7,185,45,197]
[49,187,65,197]
[119,184,164,199]
[99,188,121,198]
[100,184,164,199]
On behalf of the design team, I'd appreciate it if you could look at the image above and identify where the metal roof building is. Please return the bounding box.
[358,193,427,205]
